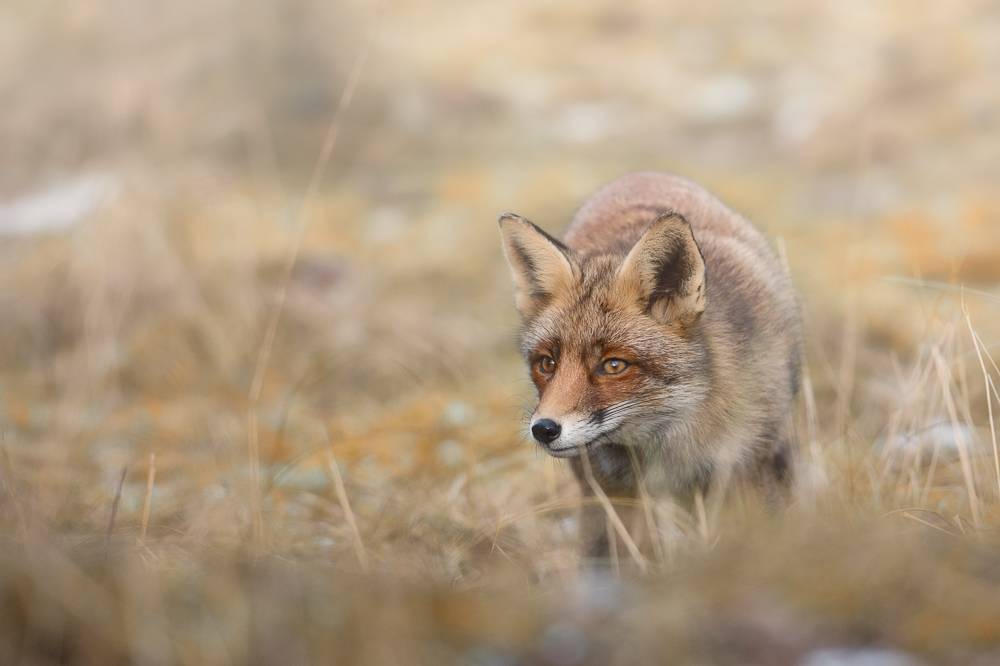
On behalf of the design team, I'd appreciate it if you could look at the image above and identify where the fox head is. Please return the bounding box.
[499,211,709,457]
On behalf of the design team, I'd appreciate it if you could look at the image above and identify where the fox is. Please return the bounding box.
[498,171,801,559]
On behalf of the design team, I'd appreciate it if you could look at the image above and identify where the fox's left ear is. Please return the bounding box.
[614,211,706,326]
[498,214,578,318]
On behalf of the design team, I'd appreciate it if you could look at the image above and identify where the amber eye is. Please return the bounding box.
[601,358,630,375]
[539,356,557,374]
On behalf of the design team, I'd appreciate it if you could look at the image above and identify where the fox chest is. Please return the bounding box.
[584,440,715,498]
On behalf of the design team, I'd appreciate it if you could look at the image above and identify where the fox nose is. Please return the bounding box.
[531,419,562,445]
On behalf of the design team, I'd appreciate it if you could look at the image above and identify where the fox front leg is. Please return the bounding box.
[569,455,639,565]
[578,494,612,562]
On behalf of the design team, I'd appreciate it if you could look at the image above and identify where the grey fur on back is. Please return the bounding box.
[563,171,801,498]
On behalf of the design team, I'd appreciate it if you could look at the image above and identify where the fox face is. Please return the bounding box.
[500,212,709,458]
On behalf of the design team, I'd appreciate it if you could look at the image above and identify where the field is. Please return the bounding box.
[3,0,1000,663]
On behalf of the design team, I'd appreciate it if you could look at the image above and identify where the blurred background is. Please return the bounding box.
[3,0,1000,663]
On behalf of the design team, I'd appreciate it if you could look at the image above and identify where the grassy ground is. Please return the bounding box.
[2,0,1000,663]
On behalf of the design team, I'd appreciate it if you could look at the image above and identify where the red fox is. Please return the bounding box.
[499,171,801,558]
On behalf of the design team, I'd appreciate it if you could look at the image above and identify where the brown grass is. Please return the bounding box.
[2,0,1000,663]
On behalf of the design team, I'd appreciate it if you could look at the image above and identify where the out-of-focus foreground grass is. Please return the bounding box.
[3,0,1000,663]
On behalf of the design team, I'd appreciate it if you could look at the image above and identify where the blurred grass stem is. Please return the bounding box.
[107,467,127,551]
[323,433,369,573]
[490,512,505,555]
[627,445,664,566]
[694,489,709,542]
[899,511,958,537]
[140,454,156,546]
[246,0,388,542]
[931,341,981,528]
[577,442,647,574]
[964,303,1000,500]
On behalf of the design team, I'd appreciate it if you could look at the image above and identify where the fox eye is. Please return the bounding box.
[601,358,629,375]
[538,356,557,374]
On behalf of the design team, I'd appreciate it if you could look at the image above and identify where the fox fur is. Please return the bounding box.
[499,171,801,558]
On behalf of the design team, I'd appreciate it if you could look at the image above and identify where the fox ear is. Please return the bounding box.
[498,214,578,317]
[614,211,706,326]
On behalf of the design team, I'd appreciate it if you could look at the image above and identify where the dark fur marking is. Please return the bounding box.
[509,244,537,287]
[694,460,714,489]
[533,223,573,255]
[772,449,789,483]
[729,298,758,345]
[789,349,802,396]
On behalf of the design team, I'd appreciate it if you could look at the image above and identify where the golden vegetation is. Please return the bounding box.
[2,0,1000,663]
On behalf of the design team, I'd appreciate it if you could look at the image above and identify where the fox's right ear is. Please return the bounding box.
[498,214,578,318]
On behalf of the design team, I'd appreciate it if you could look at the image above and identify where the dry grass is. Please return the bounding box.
[2,0,1000,663]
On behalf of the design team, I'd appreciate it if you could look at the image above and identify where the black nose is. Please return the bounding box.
[531,419,562,445]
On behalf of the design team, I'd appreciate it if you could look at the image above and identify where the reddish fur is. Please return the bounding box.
[499,171,801,560]
[531,348,643,419]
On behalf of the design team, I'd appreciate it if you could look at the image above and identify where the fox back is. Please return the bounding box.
[499,171,801,514]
